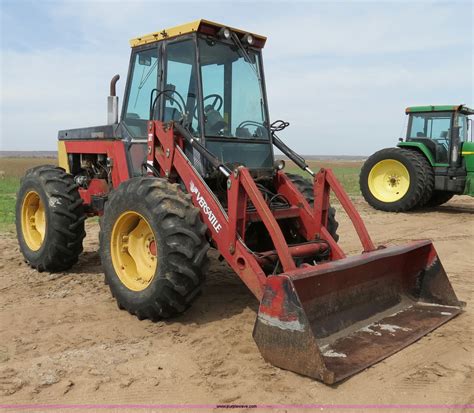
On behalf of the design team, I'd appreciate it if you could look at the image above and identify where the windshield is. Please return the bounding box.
[198,37,268,139]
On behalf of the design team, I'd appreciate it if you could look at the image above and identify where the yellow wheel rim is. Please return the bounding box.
[368,159,410,202]
[21,191,46,251]
[111,211,157,291]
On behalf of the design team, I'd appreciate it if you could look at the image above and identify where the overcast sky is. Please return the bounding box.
[1,0,472,155]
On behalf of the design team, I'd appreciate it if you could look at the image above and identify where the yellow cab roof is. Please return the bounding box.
[129,19,267,48]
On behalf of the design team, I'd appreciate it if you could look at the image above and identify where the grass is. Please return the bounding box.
[0,157,57,233]
[0,157,362,232]
[285,160,362,195]
[0,177,20,231]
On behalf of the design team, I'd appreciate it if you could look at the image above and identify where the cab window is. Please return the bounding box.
[407,111,452,163]
[123,47,159,137]
[164,39,199,135]
[458,114,467,141]
[408,112,451,140]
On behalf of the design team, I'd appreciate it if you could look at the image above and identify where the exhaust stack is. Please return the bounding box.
[107,74,120,125]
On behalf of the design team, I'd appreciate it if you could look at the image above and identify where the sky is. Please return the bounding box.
[0,0,472,155]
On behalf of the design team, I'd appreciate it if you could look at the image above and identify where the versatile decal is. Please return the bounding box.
[190,181,222,233]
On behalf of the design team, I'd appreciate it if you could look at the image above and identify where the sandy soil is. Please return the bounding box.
[0,196,473,410]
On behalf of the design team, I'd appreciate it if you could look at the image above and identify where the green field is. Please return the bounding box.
[0,158,57,232]
[285,160,362,196]
[0,157,362,233]
[0,177,19,232]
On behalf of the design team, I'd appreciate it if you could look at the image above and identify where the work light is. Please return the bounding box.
[218,27,231,40]
[243,33,254,45]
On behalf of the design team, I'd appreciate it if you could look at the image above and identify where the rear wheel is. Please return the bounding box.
[425,191,455,207]
[100,177,209,320]
[360,148,433,212]
[286,173,339,242]
[15,165,86,272]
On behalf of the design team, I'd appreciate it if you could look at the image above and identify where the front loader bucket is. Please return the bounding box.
[253,240,464,384]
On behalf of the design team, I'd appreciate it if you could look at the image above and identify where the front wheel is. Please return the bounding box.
[99,177,210,320]
[359,148,434,212]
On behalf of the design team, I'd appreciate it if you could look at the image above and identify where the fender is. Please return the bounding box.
[397,141,436,165]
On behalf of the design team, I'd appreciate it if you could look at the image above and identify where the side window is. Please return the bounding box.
[409,115,425,137]
[409,114,451,140]
[430,117,451,139]
[165,40,199,134]
[124,47,159,136]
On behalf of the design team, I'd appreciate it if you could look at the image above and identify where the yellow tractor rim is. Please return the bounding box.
[368,159,410,202]
[21,191,46,251]
[111,211,157,291]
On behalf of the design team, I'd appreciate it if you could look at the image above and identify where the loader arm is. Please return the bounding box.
[146,120,377,295]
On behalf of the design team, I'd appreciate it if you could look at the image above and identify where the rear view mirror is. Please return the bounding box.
[139,54,151,66]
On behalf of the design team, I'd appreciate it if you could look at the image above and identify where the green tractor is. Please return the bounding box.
[360,105,474,212]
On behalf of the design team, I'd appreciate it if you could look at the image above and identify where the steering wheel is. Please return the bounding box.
[194,94,223,119]
[237,120,264,129]
[236,120,267,138]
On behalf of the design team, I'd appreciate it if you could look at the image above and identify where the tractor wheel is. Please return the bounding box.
[15,165,86,272]
[286,173,339,242]
[416,155,435,208]
[99,177,209,320]
[425,191,455,207]
[359,148,433,212]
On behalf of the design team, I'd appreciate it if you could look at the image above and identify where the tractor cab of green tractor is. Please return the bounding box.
[121,20,274,175]
[402,105,473,166]
[360,104,474,212]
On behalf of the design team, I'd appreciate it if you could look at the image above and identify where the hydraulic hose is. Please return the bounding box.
[173,123,231,177]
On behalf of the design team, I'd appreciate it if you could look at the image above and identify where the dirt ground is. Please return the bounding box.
[0,196,473,410]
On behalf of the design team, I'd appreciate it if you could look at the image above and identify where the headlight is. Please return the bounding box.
[274,159,285,170]
[218,27,231,40]
[243,33,254,45]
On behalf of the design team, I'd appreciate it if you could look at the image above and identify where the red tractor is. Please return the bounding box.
[16,20,463,384]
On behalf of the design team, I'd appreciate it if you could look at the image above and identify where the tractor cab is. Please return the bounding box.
[403,105,473,165]
[121,20,273,174]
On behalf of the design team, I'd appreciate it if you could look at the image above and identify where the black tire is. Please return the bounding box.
[15,165,86,272]
[99,177,209,320]
[286,173,339,242]
[360,148,434,212]
[425,191,455,207]
[415,153,435,207]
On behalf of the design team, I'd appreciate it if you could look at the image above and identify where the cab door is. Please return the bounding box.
[121,45,161,176]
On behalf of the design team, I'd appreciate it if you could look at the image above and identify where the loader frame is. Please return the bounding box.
[145,120,377,300]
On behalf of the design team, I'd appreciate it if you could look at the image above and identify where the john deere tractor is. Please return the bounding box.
[360,105,474,211]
